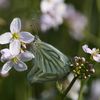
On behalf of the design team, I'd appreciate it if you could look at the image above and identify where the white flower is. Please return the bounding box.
[41,0,64,13]
[82,44,100,62]
[0,48,34,75]
[40,14,63,31]
[40,0,66,31]
[0,18,35,56]
[64,5,87,41]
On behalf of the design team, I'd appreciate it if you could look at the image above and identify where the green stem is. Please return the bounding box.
[78,80,88,100]
[78,83,84,100]
[63,76,78,99]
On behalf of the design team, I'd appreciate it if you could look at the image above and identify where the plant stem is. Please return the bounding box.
[78,80,88,100]
[63,76,78,99]
[78,82,84,100]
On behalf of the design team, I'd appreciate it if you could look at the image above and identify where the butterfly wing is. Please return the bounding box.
[27,37,70,83]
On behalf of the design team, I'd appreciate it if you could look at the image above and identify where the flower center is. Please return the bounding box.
[11,57,19,64]
[12,33,20,39]
[92,49,100,56]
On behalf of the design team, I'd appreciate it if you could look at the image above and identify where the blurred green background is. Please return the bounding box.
[0,0,100,100]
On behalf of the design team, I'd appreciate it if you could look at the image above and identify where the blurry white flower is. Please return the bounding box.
[40,0,87,39]
[41,0,64,13]
[40,0,54,13]
[40,0,87,36]
[0,48,34,75]
[0,18,35,56]
[90,79,100,100]
[82,44,100,62]
[40,13,63,31]
[65,5,87,40]
[67,73,80,100]
[0,0,10,8]
[40,0,66,31]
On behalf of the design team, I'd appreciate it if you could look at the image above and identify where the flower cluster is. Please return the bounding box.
[40,0,66,31]
[0,18,35,76]
[65,5,87,40]
[40,0,87,40]
[71,56,95,79]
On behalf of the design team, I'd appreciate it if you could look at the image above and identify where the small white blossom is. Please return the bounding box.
[41,0,64,13]
[40,0,87,35]
[0,48,34,75]
[40,13,63,31]
[40,0,66,31]
[82,44,100,62]
[64,5,87,41]
[0,18,35,56]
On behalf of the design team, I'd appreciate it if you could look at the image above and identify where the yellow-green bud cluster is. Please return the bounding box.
[70,56,95,79]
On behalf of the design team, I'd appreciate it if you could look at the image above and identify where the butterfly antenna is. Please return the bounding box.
[32,21,39,35]
[32,12,41,36]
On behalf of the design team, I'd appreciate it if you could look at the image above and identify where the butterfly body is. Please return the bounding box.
[27,36,70,83]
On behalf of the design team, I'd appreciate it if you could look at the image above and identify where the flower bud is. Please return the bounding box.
[71,56,95,79]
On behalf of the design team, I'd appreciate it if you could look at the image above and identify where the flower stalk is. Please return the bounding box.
[63,76,78,99]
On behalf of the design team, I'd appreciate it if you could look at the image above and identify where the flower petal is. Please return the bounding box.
[0,61,12,75]
[0,32,12,44]
[9,40,21,56]
[0,48,12,62]
[93,54,100,62]
[82,44,92,54]
[19,51,35,62]
[40,0,54,13]
[14,61,28,71]
[20,32,35,43]
[10,18,21,33]
[1,48,10,55]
